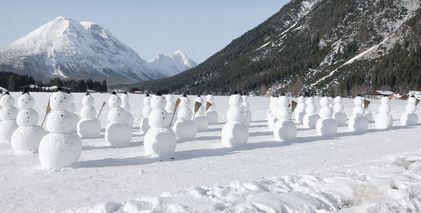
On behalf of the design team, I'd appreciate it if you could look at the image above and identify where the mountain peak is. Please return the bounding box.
[149,50,197,76]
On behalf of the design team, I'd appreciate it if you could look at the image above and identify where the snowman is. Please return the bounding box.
[77,93,101,138]
[193,95,208,132]
[144,93,176,158]
[105,92,132,147]
[375,96,393,129]
[316,97,337,137]
[67,92,77,113]
[205,94,218,124]
[165,94,176,118]
[0,92,18,143]
[294,96,306,124]
[38,91,82,169]
[267,95,279,131]
[400,96,419,126]
[241,95,252,126]
[273,95,296,141]
[221,93,249,148]
[348,96,369,133]
[363,97,373,122]
[172,94,198,140]
[139,94,152,135]
[120,92,134,127]
[11,92,46,153]
[332,96,347,126]
[303,97,320,129]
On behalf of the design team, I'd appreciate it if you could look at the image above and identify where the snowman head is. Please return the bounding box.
[17,92,35,109]
[149,109,169,128]
[107,106,127,122]
[16,108,38,126]
[305,97,314,105]
[50,91,71,111]
[228,93,242,106]
[0,92,15,107]
[67,92,74,102]
[45,110,76,133]
[334,96,342,104]
[320,97,329,107]
[80,106,97,119]
[179,94,191,107]
[143,94,151,106]
[194,95,203,104]
[150,93,166,110]
[408,97,417,105]
[380,97,389,104]
[108,92,122,108]
[297,96,304,103]
[120,92,129,102]
[242,95,248,102]
[82,93,95,106]
[354,96,363,106]
[278,96,289,107]
[0,106,18,120]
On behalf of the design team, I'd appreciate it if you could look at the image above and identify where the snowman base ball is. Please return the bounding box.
[221,122,249,148]
[206,111,219,124]
[400,113,418,126]
[194,116,208,132]
[303,114,320,129]
[0,120,18,142]
[173,120,198,140]
[139,118,150,135]
[316,119,338,137]
[333,112,347,126]
[144,128,176,158]
[105,122,132,147]
[11,126,46,153]
[348,116,369,133]
[77,119,101,139]
[273,120,296,141]
[375,114,393,129]
[39,133,82,169]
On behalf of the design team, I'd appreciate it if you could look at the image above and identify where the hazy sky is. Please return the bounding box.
[0,0,288,62]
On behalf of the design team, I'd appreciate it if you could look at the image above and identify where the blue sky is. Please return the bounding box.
[0,0,288,62]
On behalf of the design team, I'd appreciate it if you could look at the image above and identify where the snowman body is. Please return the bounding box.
[241,95,252,126]
[348,96,369,133]
[139,95,151,135]
[206,94,219,124]
[221,94,249,148]
[332,96,347,126]
[193,96,208,131]
[303,97,320,129]
[273,96,296,141]
[105,94,131,147]
[77,94,101,138]
[38,91,82,169]
[165,94,176,121]
[0,93,18,142]
[294,96,306,124]
[400,97,418,126]
[120,93,134,127]
[173,96,197,140]
[267,96,279,131]
[316,97,338,137]
[144,95,176,158]
[11,93,46,153]
[375,97,393,129]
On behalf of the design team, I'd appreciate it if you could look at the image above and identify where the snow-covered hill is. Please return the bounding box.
[0,16,196,84]
[149,50,197,76]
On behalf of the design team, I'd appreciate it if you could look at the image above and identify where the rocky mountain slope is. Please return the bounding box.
[136,0,421,95]
[149,50,197,76]
[0,16,196,85]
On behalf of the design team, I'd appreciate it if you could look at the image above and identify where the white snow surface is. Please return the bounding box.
[1,93,421,212]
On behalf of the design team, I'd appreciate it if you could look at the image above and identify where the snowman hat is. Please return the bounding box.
[111,91,117,95]
[208,93,212,95]
[22,90,29,95]
[4,91,10,95]
[280,92,285,96]
[124,91,128,94]
[197,95,201,97]
[146,93,150,97]
[182,94,187,97]
[85,92,90,96]
[233,91,238,95]
[67,91,71,94]
[156,92,162,96]
[56,87,62,92]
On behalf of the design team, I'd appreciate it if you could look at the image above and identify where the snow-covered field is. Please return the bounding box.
[1,92,421,212]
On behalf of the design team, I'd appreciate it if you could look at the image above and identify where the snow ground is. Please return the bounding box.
[1,93,421,212]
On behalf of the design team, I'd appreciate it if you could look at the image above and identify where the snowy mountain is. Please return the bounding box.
[148,50,197,76]
[136,0,421,95]
[0,16,195,85]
